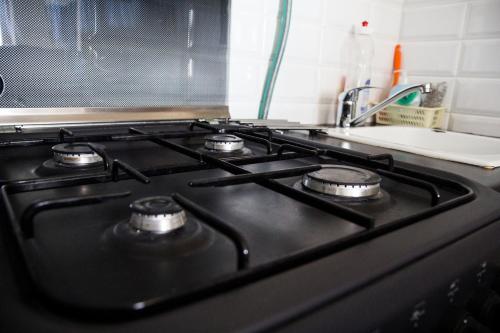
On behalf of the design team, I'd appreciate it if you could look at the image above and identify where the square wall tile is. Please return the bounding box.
[320,27,352,66]
[229,12,266,56]
[465,1,500,38]
[454,79,500,116]
[273,62,319,102]
[318,67,344,104]
[291,0,324,22]
[268,102,332,124]
[373,39,398,72]
[369,2,403,40]
[285,21,322,62]
[228,59,265,101]
[323,0,371,32]
[402,41,460,76]
[449,114,500,138]
[231,0,267,13]
[400,3,465,41]
[460,40,500,78]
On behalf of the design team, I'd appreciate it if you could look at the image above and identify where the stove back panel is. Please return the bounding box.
[0,0,229,107]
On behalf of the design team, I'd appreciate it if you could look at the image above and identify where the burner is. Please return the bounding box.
[302,165,381,198]
[52,143,104,167]
[129,196,186,234]
[204,134,245,152]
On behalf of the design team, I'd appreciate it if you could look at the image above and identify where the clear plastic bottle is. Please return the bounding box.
[348,21,375,119]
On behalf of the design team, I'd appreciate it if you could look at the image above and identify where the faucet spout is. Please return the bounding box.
[339,83,433,128]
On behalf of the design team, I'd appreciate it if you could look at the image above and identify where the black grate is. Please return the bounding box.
[0,122,476,314]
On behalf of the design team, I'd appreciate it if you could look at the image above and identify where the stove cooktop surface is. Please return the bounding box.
[1,121,500,332]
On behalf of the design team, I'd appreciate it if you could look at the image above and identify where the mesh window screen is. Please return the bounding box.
[0,0,229,108]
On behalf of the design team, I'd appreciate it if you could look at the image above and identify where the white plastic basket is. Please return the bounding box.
[376,104,446,128]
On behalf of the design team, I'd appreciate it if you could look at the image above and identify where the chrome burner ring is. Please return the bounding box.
[302,165,381,198]
[129,196,186,234]
[52,143,104,167]
[204,134,244,152]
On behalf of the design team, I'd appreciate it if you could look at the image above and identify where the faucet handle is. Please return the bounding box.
[342,86,383,103]
[336,86,382,127]
[351,85,382,91]
[345,86,382,95]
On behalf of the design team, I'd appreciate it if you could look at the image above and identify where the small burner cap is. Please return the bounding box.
[204,134,244,152]
[52,143,104,166]
[129,196,186,234]
[303,165,381,198]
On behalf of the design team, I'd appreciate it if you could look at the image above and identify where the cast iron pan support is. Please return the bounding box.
[20,192,131,238]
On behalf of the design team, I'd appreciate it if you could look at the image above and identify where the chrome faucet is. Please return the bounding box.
[336,83,432,128]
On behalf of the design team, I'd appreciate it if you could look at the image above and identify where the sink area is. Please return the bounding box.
[326,126,500,168]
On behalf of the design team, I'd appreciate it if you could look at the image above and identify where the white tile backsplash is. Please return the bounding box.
[372,39,401,72]
[460,40,500,77]
[267,102,332,124]
[229,0,403,123]
[369,2,403,39]
[323,1,371,32]
[403,41,460,76]
[290,0,323,22]
[228,59,265,101]
[399,0,500,137]
[229,12,265,55]
[465,1,500,38]
[405,0,469,4]
[318,67,344,105]
[449,113,500,138]
[454,79,500,117]
[229,0,500,137]
[231,0,267,13]
[400,3,465,41]
[319,28,352,67]
[273,62,319,102]
[284,21,322,62]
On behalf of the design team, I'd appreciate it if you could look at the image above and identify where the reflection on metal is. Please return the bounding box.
[0,106,230,129]
[0,0,16,45]
[236,119,329,131]
[0,0,229,108]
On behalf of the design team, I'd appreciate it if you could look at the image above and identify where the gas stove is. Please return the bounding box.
[1,120,500,332]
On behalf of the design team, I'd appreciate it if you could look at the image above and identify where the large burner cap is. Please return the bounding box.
[129,196,186,234]
[302,165,381,198]
[204,134,244,152]
[52,143,104,166]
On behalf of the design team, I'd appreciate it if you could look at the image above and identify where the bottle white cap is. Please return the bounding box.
[355,20,373,35]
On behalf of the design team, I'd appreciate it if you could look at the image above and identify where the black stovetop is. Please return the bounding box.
[1,121,499,332]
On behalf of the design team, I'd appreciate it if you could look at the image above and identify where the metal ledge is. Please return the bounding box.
[0,106,230,130]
